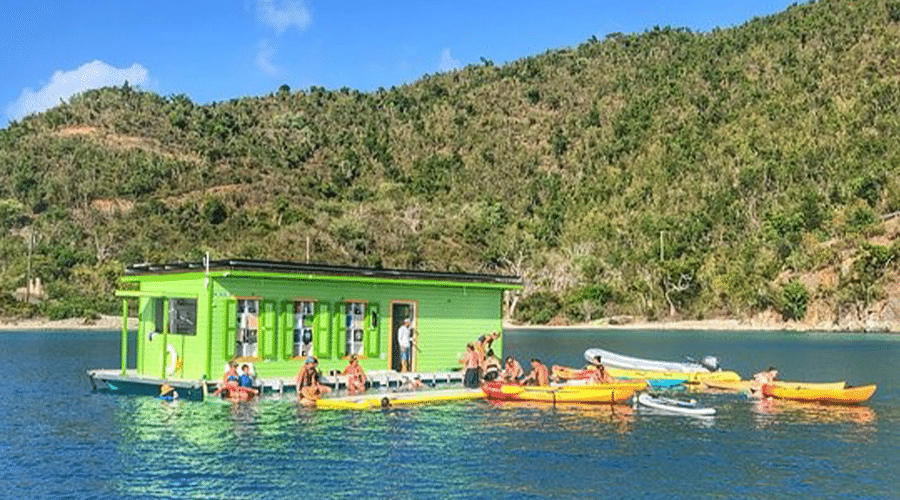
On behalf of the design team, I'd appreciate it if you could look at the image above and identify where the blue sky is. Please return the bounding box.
[2,0,801,128]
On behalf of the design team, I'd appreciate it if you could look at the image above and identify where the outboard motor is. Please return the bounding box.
[700,356,719,372]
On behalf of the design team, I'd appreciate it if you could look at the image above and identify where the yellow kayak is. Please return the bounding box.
[553,381,649,391]
[606,366,741,384]
[483,382,637,404]
[316,388,485,410]
[761,384,877,405]
[703,380,847,391]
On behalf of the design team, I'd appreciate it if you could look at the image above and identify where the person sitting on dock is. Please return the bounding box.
[461,343,481,388]
[482,349,502,382]
[222,362,239,384]
[343,355,367,394]
[296,355,331,404]
[522,358,550,386]
[501,356,524,383]
[239,364,255,388]
[400,374,424,391]
[213,379,258,400]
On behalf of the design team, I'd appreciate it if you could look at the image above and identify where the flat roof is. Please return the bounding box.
[125,258,522,286]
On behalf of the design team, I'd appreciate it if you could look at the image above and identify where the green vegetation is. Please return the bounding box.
[2,0,900,326]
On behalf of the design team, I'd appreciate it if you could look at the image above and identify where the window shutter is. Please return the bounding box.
[365,303,380,358]
[223,298,237,360]
[260,301,276,358]
[314,302,332,358]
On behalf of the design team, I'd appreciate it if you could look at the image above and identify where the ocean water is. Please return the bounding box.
[2,328,899,500]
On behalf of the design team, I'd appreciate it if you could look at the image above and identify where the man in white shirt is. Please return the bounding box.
[397,318,413,372]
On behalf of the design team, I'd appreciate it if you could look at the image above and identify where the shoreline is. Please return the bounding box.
[504,319,792,331]
[504,317,900,333]
[0,315,139,331]
[0,315,892,334]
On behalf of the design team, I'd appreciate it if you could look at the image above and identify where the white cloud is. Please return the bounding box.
[255,40,281,77]
[6,60,149,122]
[257,0,311,34]
[438,48,461,73]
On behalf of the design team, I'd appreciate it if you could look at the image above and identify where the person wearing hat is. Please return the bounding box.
[342,355,367,394]
[296,355,330,405]
[158,383,178,401]
[397,318,413,372]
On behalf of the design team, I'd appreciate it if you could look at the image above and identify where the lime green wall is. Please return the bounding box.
[127,271,510,381]
[133,274,210,381]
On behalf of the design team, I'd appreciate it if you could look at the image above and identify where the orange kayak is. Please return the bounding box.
[703,380,846,391]
[761,384,876,405]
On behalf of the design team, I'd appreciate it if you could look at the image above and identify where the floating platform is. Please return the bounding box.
[316,387,485,410]
[87,368,466,402]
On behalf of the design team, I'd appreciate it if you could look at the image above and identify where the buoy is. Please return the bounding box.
[166,344,179,375]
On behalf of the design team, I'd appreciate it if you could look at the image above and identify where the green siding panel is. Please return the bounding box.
[127,271,512,376]
[279,301,291,360]
[223,299,236,360]
[365,302,380,359]
[332,305,343,359]
[314,302,332,359]
[260,300,276,359]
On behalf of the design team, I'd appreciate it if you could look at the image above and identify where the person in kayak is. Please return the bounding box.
[589,356,615,384]
[501,356,524,383]
[753,366,778,384]
[522,358,550,386]
[461,343,481,388]
[343,355,367,394]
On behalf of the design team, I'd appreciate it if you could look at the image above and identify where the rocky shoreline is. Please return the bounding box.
[0,313,895,333]
[506,313,900,333]
[0,315,139,331]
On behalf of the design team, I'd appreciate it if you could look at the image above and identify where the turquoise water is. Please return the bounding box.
[2,328,899,499]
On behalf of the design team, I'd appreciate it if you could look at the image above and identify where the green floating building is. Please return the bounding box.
[89,258,521,399]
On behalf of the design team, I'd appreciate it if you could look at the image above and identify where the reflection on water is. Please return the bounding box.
[6,329,900,499]
[753,397,877,426]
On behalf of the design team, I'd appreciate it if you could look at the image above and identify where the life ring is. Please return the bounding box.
[166,344,179,375]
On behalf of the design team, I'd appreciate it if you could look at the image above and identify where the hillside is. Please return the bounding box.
[2,0,900,330]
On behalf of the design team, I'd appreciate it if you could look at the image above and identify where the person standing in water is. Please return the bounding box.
[461,343,480,388]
